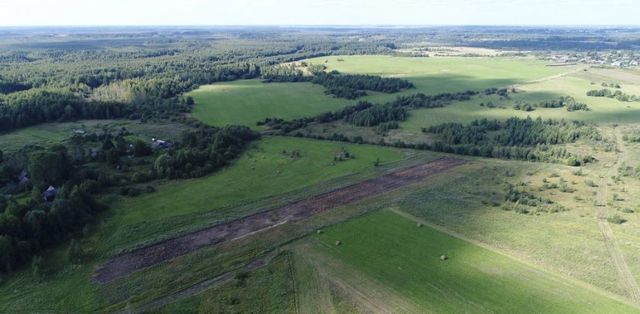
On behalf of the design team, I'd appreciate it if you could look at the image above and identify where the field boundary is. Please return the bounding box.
[596,128,640,304]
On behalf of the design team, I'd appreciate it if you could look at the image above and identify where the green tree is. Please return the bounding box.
[133,140,152,157]
[28,149,70,187]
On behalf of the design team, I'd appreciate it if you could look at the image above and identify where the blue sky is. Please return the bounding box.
[0,0,637,26]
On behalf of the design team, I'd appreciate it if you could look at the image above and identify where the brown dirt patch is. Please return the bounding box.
[93,157,465,284]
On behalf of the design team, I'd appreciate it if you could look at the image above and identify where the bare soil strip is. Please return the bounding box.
[93,157,465,284]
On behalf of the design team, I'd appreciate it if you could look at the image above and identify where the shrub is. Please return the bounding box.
[607,214,626,224]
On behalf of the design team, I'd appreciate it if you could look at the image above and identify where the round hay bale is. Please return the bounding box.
[316,230,323,234]
[416,223,423,228]
[440,255,448,261]
[335,240,342,246]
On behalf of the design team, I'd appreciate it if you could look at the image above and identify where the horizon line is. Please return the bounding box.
[1,24,640,28]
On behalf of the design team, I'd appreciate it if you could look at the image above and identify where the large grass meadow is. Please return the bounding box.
[189,80,351,129]
[304,210,635,313]
[0,136,413,312]
[5,54,640,312]
[189,55,570,128]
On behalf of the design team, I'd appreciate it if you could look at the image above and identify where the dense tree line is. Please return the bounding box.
[263,66,414,99]
[344,104,408,127]
[154,126,259,179]
[0,31,400,132]
[512,96,590,112]
[259,90,480,133]
[310,72,414,99]
[0,89,127,131]
[423,117,599,164]
[0,81,31,94]
[587,89,640,102]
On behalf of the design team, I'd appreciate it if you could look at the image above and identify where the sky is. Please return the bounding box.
[0,0,637,26]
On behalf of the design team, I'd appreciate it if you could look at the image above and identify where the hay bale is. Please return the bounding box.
[316,230,323,234]
[335,240,342,246]
[440,255,448,261]
[416,223,423,227]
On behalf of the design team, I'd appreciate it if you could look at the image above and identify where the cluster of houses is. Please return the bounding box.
[16,171,57,202]
[13,132,174,203]
[550,51,640,68]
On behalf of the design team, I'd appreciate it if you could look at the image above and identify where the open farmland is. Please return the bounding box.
[189,56,570,128]
[3,26,640,314]
[296,210,636,313]
[189,80,352,129]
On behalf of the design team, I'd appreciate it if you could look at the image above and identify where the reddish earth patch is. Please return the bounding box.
[93,157,465,284]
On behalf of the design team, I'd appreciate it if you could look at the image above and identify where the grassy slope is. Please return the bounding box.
[0,136,408,312]
[101,136,407,252]
[310,210,635,313]
[189,80,351,129]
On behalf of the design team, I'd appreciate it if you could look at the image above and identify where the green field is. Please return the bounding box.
[401,73,640,132]
[0,136,413,312]
[100,136,409,252]
[305,210,635,313]
[189,80,351,129]
[190,56,569,128]
[5,53,640,313]
[305,55,569,96]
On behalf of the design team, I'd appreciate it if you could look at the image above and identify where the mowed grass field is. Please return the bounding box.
[189,56,569,128]
[189,80,351,129]
[305,210,636,313]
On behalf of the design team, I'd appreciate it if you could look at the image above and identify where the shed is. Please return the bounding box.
[43,186,57,202]
[18,170,29,185]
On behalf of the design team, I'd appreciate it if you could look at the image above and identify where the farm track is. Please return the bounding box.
[126,252,278,314]
[521,66,587,85]
[93,157,466,284]
[596,128,640,304]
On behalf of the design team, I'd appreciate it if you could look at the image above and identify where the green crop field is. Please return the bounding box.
[303,209,635,313]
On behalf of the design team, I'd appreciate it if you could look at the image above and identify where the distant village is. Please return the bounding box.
[549,51,640,68]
